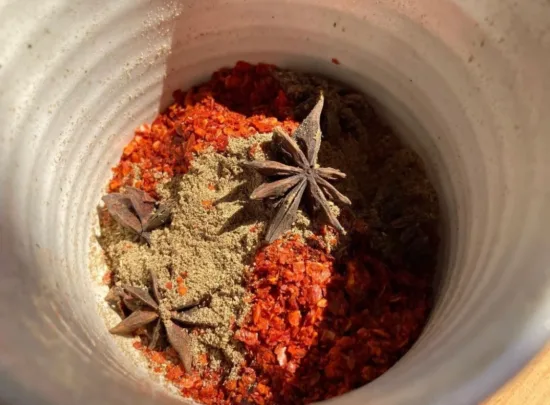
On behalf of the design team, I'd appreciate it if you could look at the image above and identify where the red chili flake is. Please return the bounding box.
[102,271,112,285]
[149,351,167,365]
[201,200,214,210]
[331,57,341,65]
[166,364,184,381]
[288,310,301,327]
[248,143,259,159]
[235,330,259,346]
[256,383,269,395]
[178,284,188,296]
[198,353,209,367]
[165,281,173,290]
[317,298,328,308]
[173,275,188,296]
[274,346,287,367]
[224,379,237,391]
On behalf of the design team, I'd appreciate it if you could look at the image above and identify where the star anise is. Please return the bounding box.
[245,94,351,243]
[102,187,173,244]
[106,270,216,372]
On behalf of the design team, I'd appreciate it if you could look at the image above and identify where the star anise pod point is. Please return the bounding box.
[101,187,173,244]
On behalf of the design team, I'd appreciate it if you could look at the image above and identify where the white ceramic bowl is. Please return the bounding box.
[1,1,549,404]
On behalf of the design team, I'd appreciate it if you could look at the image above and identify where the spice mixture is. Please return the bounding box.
[93,61,440,405]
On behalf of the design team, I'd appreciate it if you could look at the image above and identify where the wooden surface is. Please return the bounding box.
[483,344,550,405]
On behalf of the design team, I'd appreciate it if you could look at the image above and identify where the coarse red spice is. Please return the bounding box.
[231,234,431,404]
[109,61,298,196]
[102,270,112,285]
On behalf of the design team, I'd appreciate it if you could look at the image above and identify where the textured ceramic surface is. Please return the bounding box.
[1,1,549,404]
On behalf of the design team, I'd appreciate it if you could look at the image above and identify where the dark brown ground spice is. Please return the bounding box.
[101,62,439,405]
